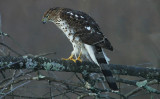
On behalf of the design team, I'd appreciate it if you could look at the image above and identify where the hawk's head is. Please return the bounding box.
[42,7,61,24]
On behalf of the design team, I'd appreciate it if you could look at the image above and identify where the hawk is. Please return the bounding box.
[42,7,118,90]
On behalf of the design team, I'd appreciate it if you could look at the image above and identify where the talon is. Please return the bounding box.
[76,51,82,62]
[62,57,76,63]
[61,54,76,63]
[76,57,82,62]
[71,58,76,63]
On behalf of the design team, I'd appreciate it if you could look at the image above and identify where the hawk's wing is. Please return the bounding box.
[60,8,113,51]
[58,8,118,90]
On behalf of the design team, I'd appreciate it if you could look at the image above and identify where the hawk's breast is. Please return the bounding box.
[54,17,81,44]
[53,17,85,56]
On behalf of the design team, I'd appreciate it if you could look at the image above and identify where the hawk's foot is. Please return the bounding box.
[76,51,82,62]
[62,57,76,63]
[76,57,82,62]
[62,54,76,63]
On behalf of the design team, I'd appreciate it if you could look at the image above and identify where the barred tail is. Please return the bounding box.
[97,58,118,90]
[101,66,118,90]
[96,48,118,91]
[84,44,118,90]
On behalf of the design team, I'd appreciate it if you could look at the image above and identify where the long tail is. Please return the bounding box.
[101,48,118,90]
[84,44,118,90]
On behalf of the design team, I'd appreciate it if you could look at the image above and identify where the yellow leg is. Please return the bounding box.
[62,54,76,63]
[76,51,82,62]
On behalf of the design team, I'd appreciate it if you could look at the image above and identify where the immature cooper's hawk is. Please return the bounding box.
[42,7,118,90]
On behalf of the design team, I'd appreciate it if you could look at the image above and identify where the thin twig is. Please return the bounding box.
[0,70,33,85]
[0,43,22,56]
[75,73,84,84]
[125,80,159,98]
[0,81,31,98]
[0,13,6,56]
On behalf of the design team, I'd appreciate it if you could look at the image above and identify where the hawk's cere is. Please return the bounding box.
[42,7,118,90]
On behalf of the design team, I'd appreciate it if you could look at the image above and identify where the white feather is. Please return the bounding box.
[102,48,110,64]
[84,44,99,66]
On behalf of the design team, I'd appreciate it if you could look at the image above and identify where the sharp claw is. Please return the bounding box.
[61,52,82,63]
[72,59,76,63]
[76,58,82,63]
[61,58,66,60]
[76,51,82,62]
[62,58,76,63]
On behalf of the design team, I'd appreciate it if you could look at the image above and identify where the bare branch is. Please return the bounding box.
[0,56,160,81]
[125,80,159,98]
[0,56,160,98]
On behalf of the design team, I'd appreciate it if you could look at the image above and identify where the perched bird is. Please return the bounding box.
[42,7,118,90]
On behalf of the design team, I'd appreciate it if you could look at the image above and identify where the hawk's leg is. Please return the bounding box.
[62,54,76,63]
[76,51,82,62]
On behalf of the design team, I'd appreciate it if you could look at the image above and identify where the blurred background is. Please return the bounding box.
[0,0,160,66]
[0,0,160,98]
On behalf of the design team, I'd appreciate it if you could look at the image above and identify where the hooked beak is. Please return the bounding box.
[42,17,47,24]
